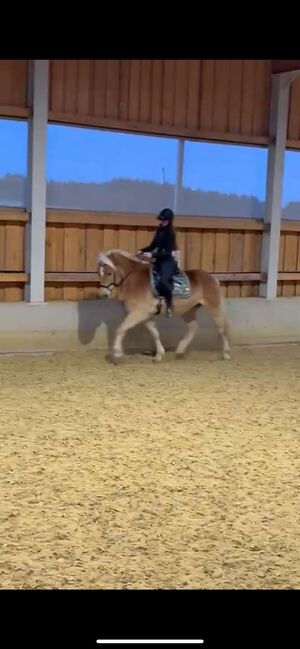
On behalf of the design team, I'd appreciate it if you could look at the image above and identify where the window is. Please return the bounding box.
[46,125,177,212]
[181,141,268,218]
[282,150,300,219]
[0,119,28,207]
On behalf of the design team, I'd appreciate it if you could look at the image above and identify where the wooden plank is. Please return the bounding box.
[63,60,78,114]
[45,225,58,300]
[0,60,12,105]
[286,139,300,150]
[63,224,85,300]
[45,224,64,300]
[49,60,65,113]
[176,230,186,269]
[77,60,90,116]
[281,220,300,231]
[228,60,243,134]
[277,234,285,296]
[162,60,176,126]
[0,105,31,118]
[5,223,24,271]
[93,60,106,117]
[128,60,140,122]
[85,226,103,271]
[84,225,103,297]
[0,210,28,222]
[102,225,118,250]
[282,232,298,296]
[174,60,188,128]
[278,272,300,280]
[2,283,24,301]
[118,60,130,121]
[48,109,270,146]
[118,227,136,253]
[201,231,215,271]
[228,231,244,297]
[241,60,256,135]
[0,272,28,282]
[136,228,153,252]
[214,231,230,272]
[44,271,262,284]
[253,61,271,136]
[151,60,163,125]
[186,230,202,270]
[46,210,264,231]
[199,60,215,130]
[213,60,230,132]
[288,76,300,140]
[241,231,257,296]
[105,60,119,119]
[187,60,201,129]
[45,273,99,283]
[139,60,152,124]
[10,60,28,108]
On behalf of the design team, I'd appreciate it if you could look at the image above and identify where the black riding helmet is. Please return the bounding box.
[157,208,174,223]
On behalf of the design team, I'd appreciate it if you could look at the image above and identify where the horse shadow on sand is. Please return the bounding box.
[77,298,220,360]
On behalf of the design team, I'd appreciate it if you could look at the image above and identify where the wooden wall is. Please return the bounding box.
[44,210,264,301]
[0,60,29,117]
[48,60,271,145]
[1,209,300,302]
[0,209,27,301]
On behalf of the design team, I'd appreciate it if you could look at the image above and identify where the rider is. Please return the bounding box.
[137,207,178,317]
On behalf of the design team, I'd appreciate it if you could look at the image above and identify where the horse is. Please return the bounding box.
[96,249,231,364]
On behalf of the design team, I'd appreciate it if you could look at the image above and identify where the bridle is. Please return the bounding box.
[98,269,132,295]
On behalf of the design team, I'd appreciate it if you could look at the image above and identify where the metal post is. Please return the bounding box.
[260,71,299,298]
[25,60,49,303]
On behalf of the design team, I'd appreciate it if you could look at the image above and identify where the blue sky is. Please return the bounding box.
[0,119,299,206]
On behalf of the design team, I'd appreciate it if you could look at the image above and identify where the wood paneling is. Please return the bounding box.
[44,210,266,300]
[0,209,27,301]
[1,209,300,302]
[0,60,29,116]
[49,60,271,144]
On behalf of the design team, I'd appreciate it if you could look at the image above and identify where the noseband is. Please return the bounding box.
[98,269,132,295]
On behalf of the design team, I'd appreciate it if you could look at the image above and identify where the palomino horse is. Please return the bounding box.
[96,249,230,364]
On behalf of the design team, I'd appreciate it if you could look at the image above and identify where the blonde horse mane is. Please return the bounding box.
[96,249,150,269]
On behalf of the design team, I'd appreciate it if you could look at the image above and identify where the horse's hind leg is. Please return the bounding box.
[205,300,231,360]
[175,308,199,359]
[145,320,165,363]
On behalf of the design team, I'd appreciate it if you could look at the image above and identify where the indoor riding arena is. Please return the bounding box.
[1,59,300,590]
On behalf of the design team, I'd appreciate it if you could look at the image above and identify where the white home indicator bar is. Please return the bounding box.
[96,641,204,645]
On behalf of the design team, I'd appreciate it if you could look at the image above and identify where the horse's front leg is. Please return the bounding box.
[112,310,148,363]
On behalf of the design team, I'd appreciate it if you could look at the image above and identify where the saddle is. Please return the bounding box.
[150,267,191,299]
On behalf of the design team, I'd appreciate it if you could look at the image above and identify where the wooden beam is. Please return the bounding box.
[45,272,262,284]
[46,210,265,231]
[277,272,300,280]
[0,209,29,222]
[286,139,300,150]
[45,273,100,283]
[48,111,270,147]
[0,273,28,283]
[280,220,300,231]
[0,105,31,119]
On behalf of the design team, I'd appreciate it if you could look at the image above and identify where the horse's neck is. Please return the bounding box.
[110,252,133,275]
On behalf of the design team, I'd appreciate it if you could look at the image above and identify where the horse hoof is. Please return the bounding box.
[152,354,163,363]
[223,352,231,361]
[112,354,123,365]
[175,351,186,360]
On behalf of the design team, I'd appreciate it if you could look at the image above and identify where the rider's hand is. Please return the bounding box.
[142,252,152,259]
